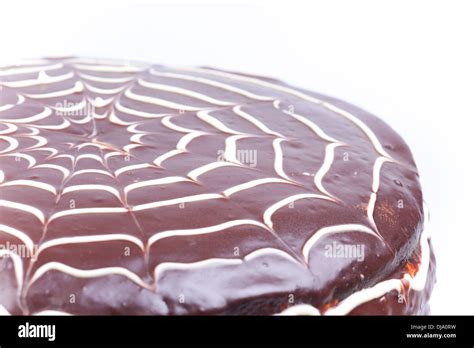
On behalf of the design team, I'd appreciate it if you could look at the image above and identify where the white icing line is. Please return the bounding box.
[187,161,241,181]
[1,152,35,167]
[0,135,19,153]
[28,147,57,159]
[83,82,126,95]
[125,88,201,111]
[0,199,45,224]
[244,247,300,264]
[314,143,343,197]
[272,138,292,181]
[124,176,191,195]
[0,94,24,112]
[115,100,167,118]
[0,59,50,68]
[367,192,378,230]
[34,164,70,180]
[75,142,110,151]
[52,154,75,162]
[77,72,135,83]
[138,79,235,106]
[36,234,145,256]
[302,224,383,263]
[132,193,224,212]
[154,258,242,281]
[372,156,392,192]
[0,63,63,77]
[0,123,18,134]
[70,169,113,178]
[233,105,283,137]
[224,134,250,164]
[278,304,321,315]
[0,180,57,195]
[104,151,125,160]
[150,69,273,101]
[34,164,70,178]
[223,178,292,197]
[1,71,74,88]
[153,149,184,167]
[148,219,269,248]
[0,224,35,254]
[127,123,146,134]
[282,109,340,143]
[114,163,151,177]
[130,133,146,144]
[197,110,244,135]
[162,116,198,133]
[68,113,92,124]
[0,104,14,112]
[24,125,39,135]
[0,107,52,124]
[366,157,394,234]
[33,310,72,316]
[154,247,303,283]
[326,279,402,315]
[30,262,152,289]
[23,81,84,99]
[74,154,103,165]
[178,66,324,104]
[89,96,113,108]
[62,184,121,200]
[120,144,142,152]
[25,135,47,149]
[48,207,128,223]
[321,102,392,158]
[264,194,334,230]
[176,132,206,151]
[32,119,71,130]
[72,63,145,73]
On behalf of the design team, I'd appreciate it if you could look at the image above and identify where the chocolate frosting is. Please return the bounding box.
[0,58,430,315]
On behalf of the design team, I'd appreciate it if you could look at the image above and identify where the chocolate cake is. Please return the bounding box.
[0,58,435,315]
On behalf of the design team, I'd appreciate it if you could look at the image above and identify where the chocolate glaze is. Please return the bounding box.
[0,58,434,315]
[348,239,436,315]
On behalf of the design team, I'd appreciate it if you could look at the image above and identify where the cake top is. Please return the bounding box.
[0,58,423,314]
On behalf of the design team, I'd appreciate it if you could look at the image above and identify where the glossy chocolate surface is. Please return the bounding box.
[0,58,429,315]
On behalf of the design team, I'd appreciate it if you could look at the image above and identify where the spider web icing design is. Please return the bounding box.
[0,58,421,315]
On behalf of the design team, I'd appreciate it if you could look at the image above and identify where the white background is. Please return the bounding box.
[1,0,473,314]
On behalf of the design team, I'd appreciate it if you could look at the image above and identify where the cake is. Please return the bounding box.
[0,58,435,315]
